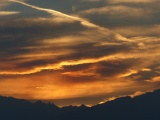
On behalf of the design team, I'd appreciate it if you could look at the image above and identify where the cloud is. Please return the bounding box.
[76,0,160,38]
[128,61,160,82]
[0,18,88,72]
[9,0,101,28]
[0,14,160,101]
[0,0,11,8]
[146,76,160,83]
[0,11,20,16]
[107,0,157,4]
[130,91,145,97]
[112,25,160,37]
[0,0,160,106]
[80,5,150,18]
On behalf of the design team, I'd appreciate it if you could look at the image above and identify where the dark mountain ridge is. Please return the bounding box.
[1,89,160,120]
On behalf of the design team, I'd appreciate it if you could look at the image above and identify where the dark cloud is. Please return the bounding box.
[76,0,160,37]
[130,70,159,81]
[129,63,160,82]
[0,18,85,56]
[0,0,160,106]
[0,16,133,73]
[93,59,138,77]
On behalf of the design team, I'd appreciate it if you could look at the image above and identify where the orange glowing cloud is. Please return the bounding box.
[0,0,160,107]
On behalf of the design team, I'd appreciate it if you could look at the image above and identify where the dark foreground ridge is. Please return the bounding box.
[1,89,160,120]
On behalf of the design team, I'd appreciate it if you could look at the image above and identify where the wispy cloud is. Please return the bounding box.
[9,0,101,28]
[107,0,157,3]
[0,15,159,102]
[0,11,20,16]
[0,0,159,106]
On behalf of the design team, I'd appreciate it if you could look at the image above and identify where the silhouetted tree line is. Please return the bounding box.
[1,89,160,120]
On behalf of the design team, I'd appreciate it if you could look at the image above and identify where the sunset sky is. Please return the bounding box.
[0,0,160,107]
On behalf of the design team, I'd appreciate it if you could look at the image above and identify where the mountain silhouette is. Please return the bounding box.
[1,89,160,120]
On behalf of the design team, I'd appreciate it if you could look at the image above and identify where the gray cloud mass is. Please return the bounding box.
[0,0,160,106]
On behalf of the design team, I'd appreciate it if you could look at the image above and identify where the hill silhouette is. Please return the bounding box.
[1,89,160,120]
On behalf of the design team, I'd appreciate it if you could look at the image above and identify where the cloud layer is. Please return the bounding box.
[0,0,160,106]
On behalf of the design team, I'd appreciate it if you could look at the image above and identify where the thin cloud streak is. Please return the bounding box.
[0,53,127,75]
[9,0,100,28]
[9,0,128,40]
[0,11,20,16]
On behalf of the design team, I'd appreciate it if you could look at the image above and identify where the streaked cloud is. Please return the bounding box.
[0,11,20,16]
[107,0,158,3]
[112,25,160,37]
[9,0,102,28]
[76,0,160,38]
[79,5,151,18]
[0,0,160,106]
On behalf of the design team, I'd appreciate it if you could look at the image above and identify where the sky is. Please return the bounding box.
[0,0,160,107]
